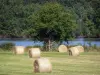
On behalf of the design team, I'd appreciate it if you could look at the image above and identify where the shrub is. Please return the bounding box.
[25,45,43,51]
[0,42,15,51]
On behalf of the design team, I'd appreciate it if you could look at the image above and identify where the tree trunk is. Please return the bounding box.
[43,38,51,51]
[48,39,51,51]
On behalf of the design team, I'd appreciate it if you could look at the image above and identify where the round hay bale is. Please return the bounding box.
[69,47,79,56]
[34,58,52,73]
[75,45,84,53]
[29,48,41,58]
[13,46,25,54]
[58,45,68,52]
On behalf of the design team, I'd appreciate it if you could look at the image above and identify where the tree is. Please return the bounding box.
[90,0,100,37]
[83,17,96,37]
[28,2,77,50]
[0,0,38,38]
[86,0,100,37]
[0,0,99,38]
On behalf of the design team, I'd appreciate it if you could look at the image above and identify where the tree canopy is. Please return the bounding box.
[0,0,100,38]
[28,2,77,41]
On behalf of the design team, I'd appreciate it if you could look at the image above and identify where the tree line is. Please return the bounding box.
[0,0,100,40]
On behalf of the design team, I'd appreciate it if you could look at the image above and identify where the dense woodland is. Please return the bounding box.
[0,0,100,40]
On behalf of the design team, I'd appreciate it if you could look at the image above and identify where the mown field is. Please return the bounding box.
[0,51,100,75]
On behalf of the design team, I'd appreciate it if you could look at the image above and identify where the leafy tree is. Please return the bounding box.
[28,2,77,50]
[86,0,100,37]
[0,0,38,38]
[90,0,100,37]
[0,0,100,39]
[83,17,96,37]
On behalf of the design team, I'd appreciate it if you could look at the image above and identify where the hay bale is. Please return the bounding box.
[69,47,79,56]
[75,45,84,53]
[29,48,41,58]
[58,45,68,52]
[34,58,52,73]
[13,46,25,54]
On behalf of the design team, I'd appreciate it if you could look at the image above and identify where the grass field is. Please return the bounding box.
[0,51,100,75]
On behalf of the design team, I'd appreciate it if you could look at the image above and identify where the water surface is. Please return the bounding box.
[0,38,100,47]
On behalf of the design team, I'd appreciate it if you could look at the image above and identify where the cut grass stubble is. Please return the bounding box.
[0,51,100,75]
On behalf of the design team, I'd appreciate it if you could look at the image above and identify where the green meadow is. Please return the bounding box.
[0,51,100,75]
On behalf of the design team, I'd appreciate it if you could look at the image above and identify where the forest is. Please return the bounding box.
[0,0,100,40]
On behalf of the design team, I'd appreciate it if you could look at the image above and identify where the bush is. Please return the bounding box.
[25,45,43,51]
[0,42,15,51]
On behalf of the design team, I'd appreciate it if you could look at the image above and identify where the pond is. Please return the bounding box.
[63,38,100,47]
[0,38,100,47]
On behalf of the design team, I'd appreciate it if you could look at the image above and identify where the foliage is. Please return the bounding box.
[83,17,97,37]
[25,45,43,51]
[0,0,100,38]
[28,2,77,41]
[0,42,15,51]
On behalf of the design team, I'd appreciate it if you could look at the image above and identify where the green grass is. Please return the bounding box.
[0,51,100,75]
